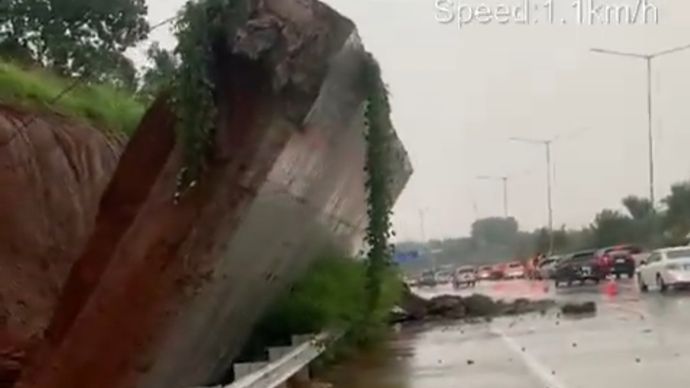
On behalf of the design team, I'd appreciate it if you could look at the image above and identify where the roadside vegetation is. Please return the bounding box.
[0,0,175,135]
[0,61,145,135]
[238,256,403,363]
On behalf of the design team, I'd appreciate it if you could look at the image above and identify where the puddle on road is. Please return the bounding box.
[322,336,413,388]
[321,322,498,388]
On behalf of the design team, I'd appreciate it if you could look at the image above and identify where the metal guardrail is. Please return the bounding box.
[203,332,335,388]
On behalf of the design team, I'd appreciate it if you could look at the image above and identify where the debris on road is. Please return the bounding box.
[560,301,597,316]
[399,286,556,323]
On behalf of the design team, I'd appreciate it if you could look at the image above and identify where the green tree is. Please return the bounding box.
[138,42,179,103]
[662,182,690,244]
[590,209,634,247]
[471,217,519,246]
[533,228,550,254]
[552,228,570,252]
[622,196,654,221]
[620,195,658,247]
[0,0,149,83]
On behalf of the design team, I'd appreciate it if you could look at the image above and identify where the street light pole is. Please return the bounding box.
[476,175,510,217]
[510,137,555,254]
[545,141,553,254]
[591,43,690,204]
[645,57,654,205]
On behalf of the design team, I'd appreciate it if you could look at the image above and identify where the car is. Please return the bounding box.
[418,270,438,287]
[504,262,526,279]
[490,263,506,280]
[607,249,636,279]
[477,265,493,280]
[536,256,560,280]
[636,247,690,293]
[553,250,607,287]
[453,266,477,288]
[594,244,643,275]
[435,269,454,285]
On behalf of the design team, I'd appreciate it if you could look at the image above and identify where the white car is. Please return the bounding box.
[537,256,560,280]
[504,262,526,279]
[636,247,690,292]
[435,270,454,285]
[453,266,477,288]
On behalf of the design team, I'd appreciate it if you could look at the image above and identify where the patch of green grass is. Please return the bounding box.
[237,256,403,363]
[0,61,145,136]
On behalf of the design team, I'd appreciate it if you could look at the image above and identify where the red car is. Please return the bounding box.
[490,263,507,280]
[594,244,642,277]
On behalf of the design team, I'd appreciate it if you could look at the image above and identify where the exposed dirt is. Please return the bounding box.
[43,96,177,347]
[0,104,122,385]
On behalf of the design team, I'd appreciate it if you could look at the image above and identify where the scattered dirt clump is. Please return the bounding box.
[560,301,597,316]
[399,287,556,323]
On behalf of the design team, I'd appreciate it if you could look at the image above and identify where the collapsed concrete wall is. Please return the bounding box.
[17,1,412,388]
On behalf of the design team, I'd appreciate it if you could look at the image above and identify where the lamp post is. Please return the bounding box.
[510,137,554,254]
[591,43,690,204]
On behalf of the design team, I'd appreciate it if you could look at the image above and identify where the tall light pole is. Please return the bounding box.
[591,43,690,205]
[510,137,555,254]
[476,175,509,217]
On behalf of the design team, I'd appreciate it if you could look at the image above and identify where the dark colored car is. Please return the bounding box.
[418,270,437,287]
[607,250,636,278]
[554,250,607,287]
[594,244,642,276]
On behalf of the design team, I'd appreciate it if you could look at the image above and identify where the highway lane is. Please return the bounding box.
[325,279,690,388]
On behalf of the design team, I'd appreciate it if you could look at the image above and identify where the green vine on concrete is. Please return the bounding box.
[362,56,395,315]
[170,0,247,201]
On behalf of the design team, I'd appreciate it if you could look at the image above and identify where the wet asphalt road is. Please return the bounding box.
[326,278,690,388]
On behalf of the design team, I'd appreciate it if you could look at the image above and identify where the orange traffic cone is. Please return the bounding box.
[604,278,618,296]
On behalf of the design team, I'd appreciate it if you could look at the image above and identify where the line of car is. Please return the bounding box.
[550,244,640,287]
[415,261,529,289]
[413,244,690,294]
[534,244,690,293]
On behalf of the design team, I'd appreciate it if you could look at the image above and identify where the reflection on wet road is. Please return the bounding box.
[326,279,690,388]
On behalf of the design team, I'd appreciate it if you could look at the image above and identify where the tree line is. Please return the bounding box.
[1,0,178,102]
[397,181,690,273]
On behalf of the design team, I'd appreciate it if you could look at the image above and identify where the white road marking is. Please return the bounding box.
[492,328,570,388]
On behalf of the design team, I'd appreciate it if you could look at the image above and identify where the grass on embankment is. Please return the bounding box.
[0,61,145,136]
[238,256,403,363]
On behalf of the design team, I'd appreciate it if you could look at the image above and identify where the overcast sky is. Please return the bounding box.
[134,0,690,241]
